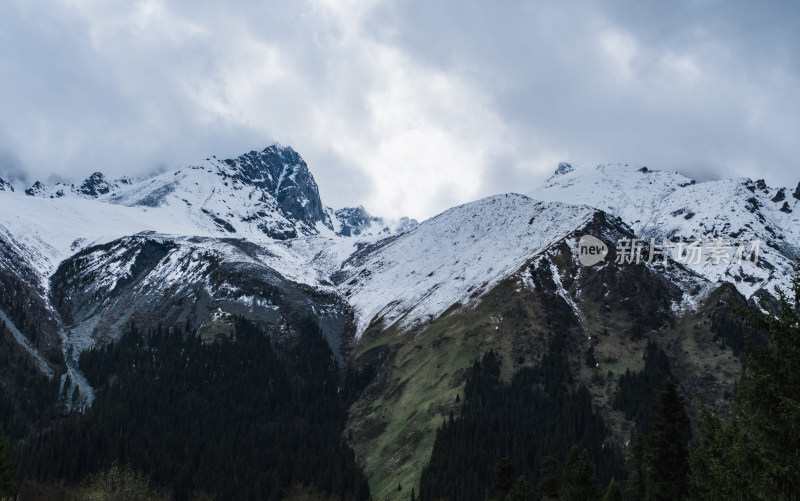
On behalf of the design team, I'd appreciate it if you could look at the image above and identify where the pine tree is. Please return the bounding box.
[647,379,690,500]
[602,477,623,501]
[625,434,648,501]
[687,405,753,500]
[537,454,561,500]
[735,264,800,496]
[507,475,531,501]
[0,423,15,497]
[559,446,603,501]
[491,457,515,500]
[689,263,800,498]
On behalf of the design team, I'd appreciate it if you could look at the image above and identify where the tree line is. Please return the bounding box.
[8,315,371,500]
[415,265,800,500]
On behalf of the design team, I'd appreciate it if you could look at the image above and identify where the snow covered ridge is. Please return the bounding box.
[337,194,601,336]
[0,144,417,277]
[12,144,418,243]
[530,163,800,302]
[2,146,799,351]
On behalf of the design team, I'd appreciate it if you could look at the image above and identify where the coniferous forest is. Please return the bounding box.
[418,335,625,501]
[2,268,800,499]
[416,266,800,500]
[13,316,371,501]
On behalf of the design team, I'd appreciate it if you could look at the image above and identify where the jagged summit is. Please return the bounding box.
[530,162,800,302]
[334,205,419,237]
[22,171,132,199]
[0,144,420,280]
[77,172,111,197]
[217,145,331,232]
[553,162,574,176]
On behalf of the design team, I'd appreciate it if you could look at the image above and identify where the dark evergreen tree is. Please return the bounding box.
[647,379,690,500]
[491,458,515,499]
[689,264,800,499]
[612,341,671,433]
[507,475,531,501]
[625,433,648,501]
[559,446,603,501]
[0,423,15,497]
[688,405,753,500]
[585,345,597,368]
[602,477,623,501]
[537,455,561,501]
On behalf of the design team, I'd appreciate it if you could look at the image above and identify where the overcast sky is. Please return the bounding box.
[2,0,799,220]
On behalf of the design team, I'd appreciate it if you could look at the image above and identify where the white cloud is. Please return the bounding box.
[598,29,639,82]
[1,0,799,219]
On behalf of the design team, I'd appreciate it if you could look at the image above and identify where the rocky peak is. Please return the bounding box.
[24,181,46,197]
[223,145,331,230]
[0,177,13,192]
[78,172,111,197]
[794,182,800,201]
[554,162,574,176]
[335,206,375,236]
[334,206,419,237]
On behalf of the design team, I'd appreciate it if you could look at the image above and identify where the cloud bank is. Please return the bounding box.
[2,0,799,219]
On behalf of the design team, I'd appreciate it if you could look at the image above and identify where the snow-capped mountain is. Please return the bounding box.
[336,195,600,336]
[529,163,800,303]
[2,145,417,277]
[3,150,798,365]
[0,144,419,408]
[21,145,334,240]
[4,145,800,499]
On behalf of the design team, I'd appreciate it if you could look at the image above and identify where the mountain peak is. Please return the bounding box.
[221,144,331,231]
[78,172,111,197]
[334,205,419,237]
[554,162,574,176]
[0,177,13,192]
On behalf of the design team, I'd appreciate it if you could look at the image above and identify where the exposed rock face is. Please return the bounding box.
[77,172,111,197]
[24,181,45,196]
[226,146,332,231]
[554,162,574,176]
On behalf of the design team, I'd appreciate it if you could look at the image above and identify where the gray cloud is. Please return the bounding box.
[1,0,798,220]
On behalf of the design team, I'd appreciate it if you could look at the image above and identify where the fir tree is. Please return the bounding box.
[0,423,15,497]
[689,263,800,498]
[559,446,603,501]
[507,475,531,501]
[491,458,515,500]
[647,379,690,500]
[625,433,648,501]
[537,454,561,500]
[602,477,623,501]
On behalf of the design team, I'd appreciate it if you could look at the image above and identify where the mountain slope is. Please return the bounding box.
[530,163,800,303]
[345,203,734,499]
[2,146,799,498]
[336,194,599,336]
